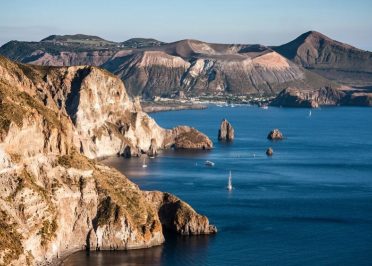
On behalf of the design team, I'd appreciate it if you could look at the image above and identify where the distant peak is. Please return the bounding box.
[41,34,106,42]
[123,37,161,43]
[121,38,165,48]
[305,30,322,36]
[301,30,330,41]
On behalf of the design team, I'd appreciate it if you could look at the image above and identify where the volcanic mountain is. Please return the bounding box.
[273,31,372,87]
[0,34,336,98]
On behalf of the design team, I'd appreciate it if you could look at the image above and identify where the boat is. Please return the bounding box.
[227,171,233,191]
[204,160,215,166]
[308,110,312,117]
[142,158,147,168]
[260,104,269,110]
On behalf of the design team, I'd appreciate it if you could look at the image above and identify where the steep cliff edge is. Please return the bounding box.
[0,56,215,265]
[143,191,217,235]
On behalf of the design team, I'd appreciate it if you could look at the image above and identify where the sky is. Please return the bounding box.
[1,0,372,50]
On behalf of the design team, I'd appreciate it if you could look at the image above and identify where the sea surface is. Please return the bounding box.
[62,106,372,266]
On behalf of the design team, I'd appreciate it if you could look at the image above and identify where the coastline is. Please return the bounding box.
[141,95,273,113]
[141,101,207,113]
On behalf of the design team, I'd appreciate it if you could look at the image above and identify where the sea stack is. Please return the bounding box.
[267,129,284,140]
[218,119,235,141]
[147,138,158,157]
[266,147,274,156]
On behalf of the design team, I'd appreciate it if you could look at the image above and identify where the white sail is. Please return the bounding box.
[227,171,233,190]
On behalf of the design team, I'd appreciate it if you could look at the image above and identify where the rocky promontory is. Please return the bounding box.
[144,191,217,235]
[165,126,213,150]
[0,55,215,265]
[270,87,372,108]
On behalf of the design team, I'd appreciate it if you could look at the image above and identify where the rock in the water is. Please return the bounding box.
[144,191,217,235]
[266,147,274,156]
[267,129,284,140]
[164,126,213,150]
[147,138,157,157]
[218,119,234,141]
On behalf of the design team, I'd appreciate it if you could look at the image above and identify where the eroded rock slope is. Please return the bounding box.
[0,56,215,265]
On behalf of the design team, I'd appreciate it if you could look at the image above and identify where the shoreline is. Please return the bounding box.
[141,101,208,113]
[140,94,274,113]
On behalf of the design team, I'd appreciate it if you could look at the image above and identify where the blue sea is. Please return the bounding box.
[62,106,372,266]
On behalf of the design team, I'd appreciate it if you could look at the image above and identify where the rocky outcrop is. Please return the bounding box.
[147,138,157,157]
[270,87,372,107]
[143,191,217,235]
[218,119,234,141]
[0,56,216,265]
[266,147,274,156]
[267,129,283,140]
[340,92,372,106]
[269,88,320,108]
[164,126,213,150]
[0,55,212,159]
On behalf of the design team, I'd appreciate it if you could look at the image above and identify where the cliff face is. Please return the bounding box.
[0,36,335,98]
[273,31,372,86]
[0,56,215,265]
[104,43,313,98]
[143,191,217,235]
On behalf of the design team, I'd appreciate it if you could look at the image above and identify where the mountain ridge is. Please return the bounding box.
[1,30,371,100]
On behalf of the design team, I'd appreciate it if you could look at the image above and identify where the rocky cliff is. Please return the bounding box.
[103,41,322,98]
[143,191,217,235]
[0,55,215,265]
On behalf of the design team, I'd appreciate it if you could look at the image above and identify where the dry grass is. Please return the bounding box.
[0,210,23,265]
[57,150,94,170]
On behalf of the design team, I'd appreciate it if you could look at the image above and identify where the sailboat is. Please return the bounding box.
[205,160,215,166]
[142,157,147,168]
[227,171,233,191]
[309,110,312,117]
